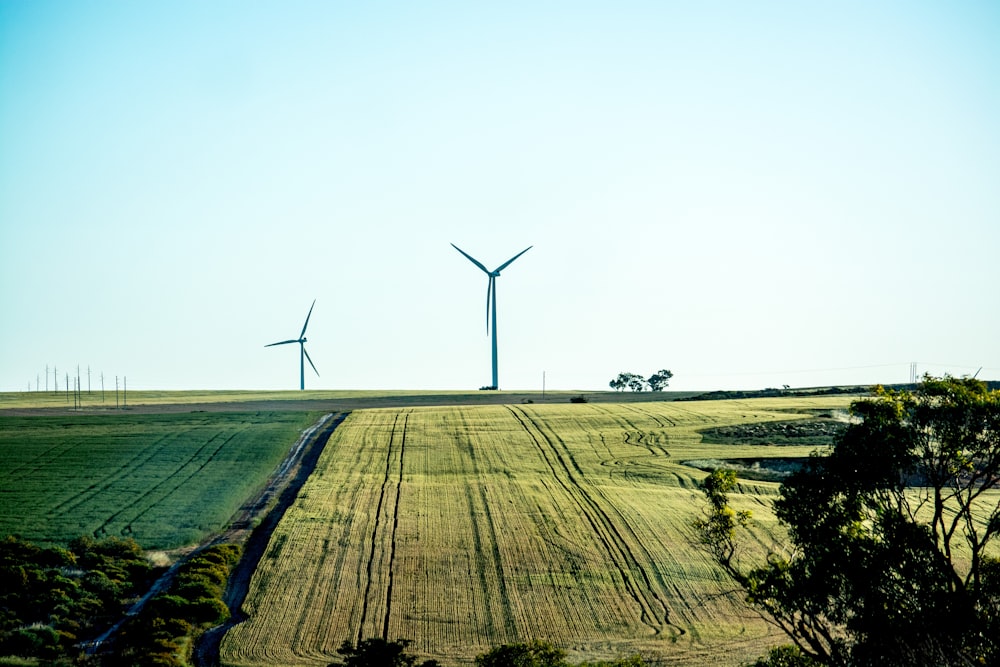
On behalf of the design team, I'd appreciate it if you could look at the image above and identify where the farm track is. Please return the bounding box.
[184,413,344,666]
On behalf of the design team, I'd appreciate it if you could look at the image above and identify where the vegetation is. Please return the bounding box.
[222,397,852,666]
[111,544,241,667]
[0,535,156,663]
[335,638,439,667]
[608,370,673,392]
[695,376,1000,666]
[0,411,319,548]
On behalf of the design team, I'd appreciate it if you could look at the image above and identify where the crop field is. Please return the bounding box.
[221,397,855,667]
[0,411,321,548]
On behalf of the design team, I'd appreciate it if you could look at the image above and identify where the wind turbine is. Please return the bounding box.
[451,243,532,390]
[266,299,319,390]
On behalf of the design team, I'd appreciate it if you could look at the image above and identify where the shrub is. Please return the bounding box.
[475,641,567,667]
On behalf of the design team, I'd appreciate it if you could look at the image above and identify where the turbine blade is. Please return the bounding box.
[303,347,319,376]
[451,243,490,274]
[494,245,533,274]
[265,339,299,347]
[485,277,494,335]
[300,299,316,339]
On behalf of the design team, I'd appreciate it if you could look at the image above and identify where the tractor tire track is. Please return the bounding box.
[589,405,671,459]
[357,411,409,643]
[1,438,78,483]
[506,406,683,637]
[48,433,175,516]
[458,411,518,643]
[94,431,236,538]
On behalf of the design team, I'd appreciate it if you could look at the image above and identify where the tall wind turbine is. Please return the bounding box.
[451,243,532,390]
[266,299,319,390]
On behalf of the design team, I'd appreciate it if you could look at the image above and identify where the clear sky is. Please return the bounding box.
[1,1,998,393]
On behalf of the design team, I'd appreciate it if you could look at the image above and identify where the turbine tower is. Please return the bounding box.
[266,299,319,390]
[451,243,532,390]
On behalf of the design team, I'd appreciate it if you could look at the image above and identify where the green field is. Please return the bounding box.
[0,411,321,548]
[221,397,854,667]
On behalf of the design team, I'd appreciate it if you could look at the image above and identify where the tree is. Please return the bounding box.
[695,376,1000,666]
[647,369,673,392]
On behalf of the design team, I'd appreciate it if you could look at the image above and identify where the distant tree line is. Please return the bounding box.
[609,369,673,393]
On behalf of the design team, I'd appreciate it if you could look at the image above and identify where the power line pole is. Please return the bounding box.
[123,376,127,409]
[45,364,49,392]
[101,372,105,402]
[88,366,91,394]
[115,376,119,410]
[53,365,57,395]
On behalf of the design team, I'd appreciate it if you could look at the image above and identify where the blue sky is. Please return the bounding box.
[1,1,998,392]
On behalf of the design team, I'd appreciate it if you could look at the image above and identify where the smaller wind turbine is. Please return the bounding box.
[266,299,320,390]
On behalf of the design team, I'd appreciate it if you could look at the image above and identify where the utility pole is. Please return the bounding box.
[45,365,49,392]
[88,366,91,394]
[123,376,127,409]
[101,372,105,402]
[115,376,119,409]
[53,365,57,395]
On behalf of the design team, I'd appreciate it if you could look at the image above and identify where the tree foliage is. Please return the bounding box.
[476,640,568,667]
[647,369,674,392]
[609,369,672,392]
[334,638,439,667]
[0,535,154,662]
[695,376,1000,666]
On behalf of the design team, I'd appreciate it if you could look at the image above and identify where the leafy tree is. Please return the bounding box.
[609,372,647,392]
[647,369,673,392]
[695,376,1000,666]
[609,374,628,392]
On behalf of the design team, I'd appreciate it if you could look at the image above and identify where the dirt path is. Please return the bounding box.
[193,412,345,667]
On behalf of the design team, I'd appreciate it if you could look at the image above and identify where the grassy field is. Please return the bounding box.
[221,397,854,667]
[0,389,706,412]
[0,411,321,549]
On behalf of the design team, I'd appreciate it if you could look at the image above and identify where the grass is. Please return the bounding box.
[221,396,854,667]
[0,411,321,549]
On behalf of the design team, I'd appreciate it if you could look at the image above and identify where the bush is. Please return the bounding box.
[475,641,567,667]
[335,638,434,667]
[745,645,819,667]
